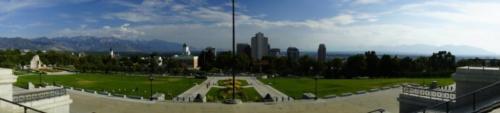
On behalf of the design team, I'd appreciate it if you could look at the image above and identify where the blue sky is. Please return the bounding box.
[1,0,500,54]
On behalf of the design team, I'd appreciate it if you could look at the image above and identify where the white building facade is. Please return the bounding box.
[251,32,270,60]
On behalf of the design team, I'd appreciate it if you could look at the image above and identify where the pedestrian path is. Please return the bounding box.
[246,77,292,101]
[175,76,291,102]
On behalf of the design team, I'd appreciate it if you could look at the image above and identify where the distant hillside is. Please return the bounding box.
[0,36,184,52]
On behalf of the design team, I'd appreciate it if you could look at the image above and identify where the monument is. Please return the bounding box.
[30,55,44,70]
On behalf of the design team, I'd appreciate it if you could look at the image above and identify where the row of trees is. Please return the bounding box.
[0,49,458,78]
[199,51,457,78]
[0,50,84,69]
[457,58,500,67]
[0,49,193,74]
[75,54,189,74]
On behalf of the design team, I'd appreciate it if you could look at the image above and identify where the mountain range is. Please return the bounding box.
[0,36,496,57]
[0,36,184,52]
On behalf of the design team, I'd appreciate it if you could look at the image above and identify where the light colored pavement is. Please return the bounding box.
[69,87,401,113]
[175,77,217,101]
[491,109,500,113]
[175,77,290,102]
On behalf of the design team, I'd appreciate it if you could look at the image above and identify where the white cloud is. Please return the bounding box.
[106,0,177,22]
[353,0,387,4]
[49,0,500,54]
[0,1,44,13]
[56,23,144,39]
[399,1,500,25]
[0,0,95,14]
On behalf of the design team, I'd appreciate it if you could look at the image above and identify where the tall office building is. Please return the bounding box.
[317,44,326,63]
[237,43,251,57]
[270,48,281,57]
[287,47,300,63]
[204,47,217,57]
[251,32,270,60]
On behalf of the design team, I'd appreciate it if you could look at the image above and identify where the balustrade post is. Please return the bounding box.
[473,93,476,111]
[446,102,450,113]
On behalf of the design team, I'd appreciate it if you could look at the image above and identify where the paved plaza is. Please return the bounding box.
[69,86,401,113]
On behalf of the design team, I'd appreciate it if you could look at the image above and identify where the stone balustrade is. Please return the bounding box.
[401,85,455,101]
[13,88,67,103]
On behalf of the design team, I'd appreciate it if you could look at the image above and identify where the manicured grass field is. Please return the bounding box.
[15,73,205,99]
[205,87,261,102]
[260,78,454,99]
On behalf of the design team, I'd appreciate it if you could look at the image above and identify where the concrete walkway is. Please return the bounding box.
[246,77,291,101]
[175,77,219,101]
[175,77,290,102]
[69,87,401,113]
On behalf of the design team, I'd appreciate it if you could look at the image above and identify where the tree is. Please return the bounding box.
[378,55,395,77]
[399,57,414,72]
[343,54,366,78]
[324,58,343,79]
[215,52,233,71]
[364,51,379,76]
[234,54,251,72]
[429,51,456,71]
[298,55,316,76]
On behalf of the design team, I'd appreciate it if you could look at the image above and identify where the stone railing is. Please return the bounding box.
[64,87,166,101]
[13,88,67,103]
[0,97,46,113]
[401,85,455,101]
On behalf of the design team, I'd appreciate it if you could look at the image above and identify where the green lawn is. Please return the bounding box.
[260,78,454,99]
[15,73,205,99]
[205,87,261,102]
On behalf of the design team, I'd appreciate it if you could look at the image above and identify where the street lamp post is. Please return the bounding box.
[310,66,318,100]
[149,54,155,101]
[149,75,154,101]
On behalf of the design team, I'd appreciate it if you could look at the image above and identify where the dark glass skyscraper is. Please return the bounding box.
[287,47,300,63]
[317,44,326,62]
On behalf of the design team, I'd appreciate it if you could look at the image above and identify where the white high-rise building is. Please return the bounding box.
[251,32,269,60]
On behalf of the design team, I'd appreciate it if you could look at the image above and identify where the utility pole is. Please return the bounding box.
[231,0,236,101]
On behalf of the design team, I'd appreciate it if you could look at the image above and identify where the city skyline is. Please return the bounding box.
[1,0,500,54]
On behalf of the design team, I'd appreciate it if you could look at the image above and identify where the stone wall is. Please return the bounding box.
[0,68,72,113]
[17,95,72,113]
[398,94,448,113]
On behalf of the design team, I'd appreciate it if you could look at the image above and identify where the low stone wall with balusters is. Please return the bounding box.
[64,86,166,102]
[398,84,456,113]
